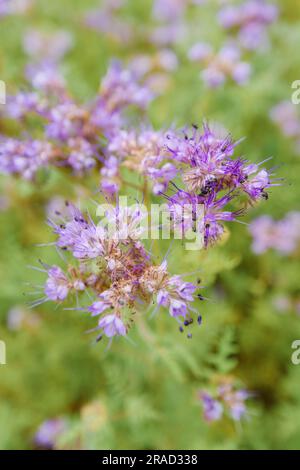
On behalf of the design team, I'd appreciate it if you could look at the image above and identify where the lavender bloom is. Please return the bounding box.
[100,156,120,196]
[34,418,66,449]
[6,92,42,119]
[106,128,177,194]
[46,196,71,221]
[26,61,66,93]
[46,103,88,141]
[140,261,197,319]
[270,101,300,154]
[23,29,73,62]
[199,381,251,423]
[44,266,70,301]
[85,0,133,44]
[3,61,154,181]
[152,0,206,22]
[0,0,32,17]
[7,306,40,331]
[48,203,104,260]
[218,384,250,421]
[67,138,97,174]
[128,49,178,94]
[0,0,9,16]
[0,138,53,179]
[218,1,278,51]
[100,61,154,113]
[249,212,300,254]
[98,314,127,337]
[198,392,224,422]
[41,201,200,340]
[163,123,274,246]
[150,22,187,47]
[188,42,251,87]
[270,101,300,138]
[67,139,96,172]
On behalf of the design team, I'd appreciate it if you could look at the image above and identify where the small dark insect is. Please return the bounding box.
[197,315,202,325]
[96,335,103,342]
[197,294,204,301]
[262,191,269,200]
[197,278,202,284]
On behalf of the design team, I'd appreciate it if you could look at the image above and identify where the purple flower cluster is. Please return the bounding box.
[40,201,201,340]
[199,379,250,422]
[0,138,54,180]
[270,101,300,154]
[249,212,300,255]
[101,128,177,195]
[34,418,66,449]
[0,0,32,17]
[23,29,73,62]
[188,42,251,88]
[1,61,154,180]
[153,0,205,23]
[218,0,278,51]
[85,0,133,44]
[128,49,178,94]
[162,123,274,247]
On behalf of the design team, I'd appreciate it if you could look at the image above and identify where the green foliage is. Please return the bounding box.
[0,0,300,450]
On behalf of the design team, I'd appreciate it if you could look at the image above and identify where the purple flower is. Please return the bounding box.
[150,22,187,47]
[49,203,104,260]
[100,61,154,113]
[242,168,271,201]
[218,1,278,51]
[270,102,300,154]
[219,384,250,421]
[26,61,66,93]
[199,381,251,424]
[44,266,69,301]
[199,392,224,422]
[0,138,53,180]
[98,314,127,337]
[249,212,300,254]
[6,92,41,119]
[85,0,133,44]
[67,138,97,174]
[100,156,120,196]
[40,198,203,340]
[23,29,73,61]
[46,102,88,141]
[188,42,213,62]
[140,262,197,319]
[0,0,32,17]
[163,123,274,246]
[88,299,111,317]
[188,42,251,87]
[34,418,66,449]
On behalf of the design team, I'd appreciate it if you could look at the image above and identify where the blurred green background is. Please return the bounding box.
[0,0,300,450]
